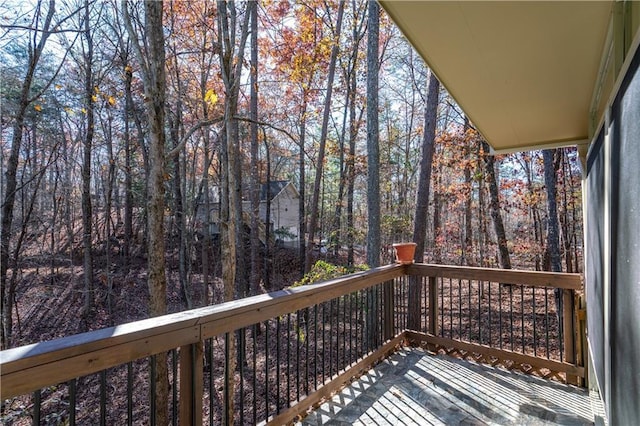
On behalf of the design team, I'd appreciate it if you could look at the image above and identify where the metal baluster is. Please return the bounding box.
[323,301,327,384]
[533,287,537,357]
[239,329,245,425]
[209,339,214,425]
[329,299,334,377]
[488,282,492,347]
[499,282,503,350]
[224,333,231,425]
[314,304,318,391]
[127,363,133,426]
[253,325,258,425]
[459,279,463,340]
[478,280,482,345]
[343,296,347,367]
[265,321,270,420]
[276,317,281,413]
[287,313,291,405]
[521,285,525,353]
[357,291,362,359]
[100,370,107,426]
[424,277,428,332]
[305,307,310,394]
[349,293,354,364]
[296,312,300,401]
[150,355,157,426]
[510,287,515,352]
[336,297,341,373]
[468,279,472,342]
[33,389,41,425]
[545,287,550,359]
[449,278,453,338]
[69,378,77,426]
[440,277,444,337]
[172,349,178,426]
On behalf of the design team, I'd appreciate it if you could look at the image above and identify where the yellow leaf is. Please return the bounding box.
[81,108,87,114]
[204,88,218,105]
[55,84,62,90]
[124,65,133,73]
[108,96,116,106]
[34,104,42,112]
[94,86,100,94]
[91,94,98,102]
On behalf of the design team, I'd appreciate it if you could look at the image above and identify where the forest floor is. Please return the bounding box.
[7,242,345,348]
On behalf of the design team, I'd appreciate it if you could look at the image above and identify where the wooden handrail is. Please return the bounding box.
[0,263,584,401]
[407,263,583,289]
[0,264,404,399]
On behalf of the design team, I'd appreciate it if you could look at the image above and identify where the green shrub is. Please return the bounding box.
[292,260,369,287]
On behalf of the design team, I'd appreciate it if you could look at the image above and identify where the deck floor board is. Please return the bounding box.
[299,347,604,426]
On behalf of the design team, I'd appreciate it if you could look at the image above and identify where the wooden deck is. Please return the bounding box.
[299,347,605,426]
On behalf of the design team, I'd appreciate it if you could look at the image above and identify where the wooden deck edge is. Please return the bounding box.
[1,265,404,374]
[1,326,201,400]
[266,332,407,426]
[404,331,585,379]
[406,264,583,290]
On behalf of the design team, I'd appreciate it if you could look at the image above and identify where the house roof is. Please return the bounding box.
[260,181,292,201]
[380,1,615,153]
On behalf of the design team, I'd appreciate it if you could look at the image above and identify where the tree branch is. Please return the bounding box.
[165,117,224,159]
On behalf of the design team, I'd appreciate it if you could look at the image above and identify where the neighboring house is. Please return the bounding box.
[381,2,640,424]
[254,180,300,247]
[202,181,300,248]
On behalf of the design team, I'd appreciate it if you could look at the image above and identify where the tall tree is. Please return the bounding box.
[409,69,439,330]
[365,0,381,351]
[482,141,512,270]
[543,148,563,322]
[80,0,95,316]
[305,1,345,272]
[249,0,260,296]
[366,0,380,268]
[1,0,58,348]
[217,1,251,420]
[122,0,169,422]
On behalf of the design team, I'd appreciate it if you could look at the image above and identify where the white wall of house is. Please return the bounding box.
[261,183,299,245]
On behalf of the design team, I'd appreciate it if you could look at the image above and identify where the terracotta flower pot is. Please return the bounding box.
[393,242,416,264]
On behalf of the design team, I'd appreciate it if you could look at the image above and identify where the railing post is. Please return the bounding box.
[575,292,588,387]
[383,279,395,341]
[180,342,203,426]
[428,276,438,336]
[563,289,577,385]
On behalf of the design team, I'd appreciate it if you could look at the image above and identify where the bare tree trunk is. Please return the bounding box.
[249,0,260,296]
[122,1,169,422]
[365,0,381,351]
[332,91,348,257]
[217,2,251,420]
[432,165,442,263]
[543,149,563,322]
[123,65,133,263]
[305,1,345,272]
[366,0,380,269]
[81,0,95,317]
[102,111,116,316]
[482,141,512,270]
[477,142,486,267]
[1,0,56,349]
[408,70,439,330]
[463,119,473,265]
[298,111,307,278]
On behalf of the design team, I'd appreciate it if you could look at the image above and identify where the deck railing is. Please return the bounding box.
[0,264,584,425]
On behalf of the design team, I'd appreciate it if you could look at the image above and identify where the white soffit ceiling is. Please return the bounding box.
[381,1,614,152]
